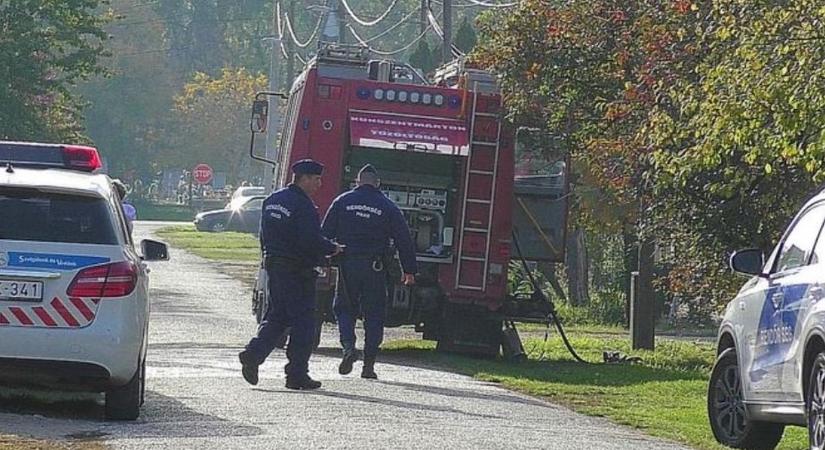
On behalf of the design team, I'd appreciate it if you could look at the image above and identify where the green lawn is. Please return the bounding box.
[155,225,809,449]
[383,337,808,450]
[155,225,260,261]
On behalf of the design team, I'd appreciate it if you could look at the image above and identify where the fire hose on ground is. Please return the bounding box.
[510,229,641,365]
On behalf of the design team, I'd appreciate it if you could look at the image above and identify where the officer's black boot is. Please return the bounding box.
[338,347,359,375]
[361,356,377,380]
[238,350,259,386]
[285,375,322,390]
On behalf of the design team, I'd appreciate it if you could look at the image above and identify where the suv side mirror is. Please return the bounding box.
[141,239,170,261]
[730,249,764,276]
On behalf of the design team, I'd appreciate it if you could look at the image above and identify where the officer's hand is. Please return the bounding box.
[402,273,415,286]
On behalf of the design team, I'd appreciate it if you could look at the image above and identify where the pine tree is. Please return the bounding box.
[455,17,477,54]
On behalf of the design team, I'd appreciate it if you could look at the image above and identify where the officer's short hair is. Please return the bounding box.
[357,164,380,186]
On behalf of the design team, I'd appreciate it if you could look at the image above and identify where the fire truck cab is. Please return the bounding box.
[250,43,567,356]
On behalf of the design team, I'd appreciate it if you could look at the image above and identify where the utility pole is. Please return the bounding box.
[322,0,346,44]
[442,0,452,63]
[262,35,281,191]
[420,0,428,34]
[286,0,296,89]
[321,1,341,43]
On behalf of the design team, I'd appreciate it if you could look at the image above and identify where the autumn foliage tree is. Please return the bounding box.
[476,0,825,322]
[171,68,268,184]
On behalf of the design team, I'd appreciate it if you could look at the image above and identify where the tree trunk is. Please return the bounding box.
[591,239,604,291]
[566,227,590,306]
[632,238,656,350]
[622,225,638,327]
[538,262,567,302]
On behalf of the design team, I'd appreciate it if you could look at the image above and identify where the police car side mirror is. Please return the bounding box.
[730,249,764,276]
[141,239,170,261]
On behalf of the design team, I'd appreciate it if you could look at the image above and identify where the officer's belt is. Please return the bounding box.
[264,255,312,271]
[340,254,382,261]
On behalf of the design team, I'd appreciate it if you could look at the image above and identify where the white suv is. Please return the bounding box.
[710,188,825,449]
[0,141,168,421]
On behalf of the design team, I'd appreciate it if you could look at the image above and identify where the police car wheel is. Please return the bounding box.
[807,353,825,450]
[707,348,784,449]
[210,221,226,233]
[105,360,143,421]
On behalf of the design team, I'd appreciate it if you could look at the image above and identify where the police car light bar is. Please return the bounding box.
[0,141,102,172]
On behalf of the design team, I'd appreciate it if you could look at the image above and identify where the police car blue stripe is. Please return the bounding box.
[7,252,110,271]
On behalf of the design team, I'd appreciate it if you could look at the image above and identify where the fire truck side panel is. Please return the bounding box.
[275,59,514,331]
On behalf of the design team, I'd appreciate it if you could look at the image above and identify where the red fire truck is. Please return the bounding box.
[249,44,567,356]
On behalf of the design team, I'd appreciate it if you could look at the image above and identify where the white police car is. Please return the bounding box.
[709,188,825,449]
[0,141,168,421]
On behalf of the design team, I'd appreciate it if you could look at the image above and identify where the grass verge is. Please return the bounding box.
[155,225,260,262]
[382,337,807,450]
[0,435,105,450]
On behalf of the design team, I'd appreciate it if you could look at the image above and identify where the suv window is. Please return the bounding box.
[776,204,825,273]
[0,187,119,245]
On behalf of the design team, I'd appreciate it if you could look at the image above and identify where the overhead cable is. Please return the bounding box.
[352,7,421,44]
[283,9,324,48]
[275,3,308,65]
[348,24,433,56]
[461,0,518,7]
[339,0,399,27]
[427,7,463,56]
[430,0,518,6]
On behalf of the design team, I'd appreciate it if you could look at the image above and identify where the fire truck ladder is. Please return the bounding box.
[455,82,502,292]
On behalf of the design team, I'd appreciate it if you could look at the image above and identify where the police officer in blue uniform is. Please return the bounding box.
[239,159,343,390]
[321,164,417,379]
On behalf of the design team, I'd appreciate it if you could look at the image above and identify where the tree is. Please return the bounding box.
[0,1,110,141]
[171,68,267,184]
[474,0,700,309]
[455,16,477,54]
[409,40,437,75]
[80,0,181,177]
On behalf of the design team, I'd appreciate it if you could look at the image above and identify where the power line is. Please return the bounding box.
[348,23,432,55]
[461,0,518,7]
[282,8,324,48]
[348,6,421,44]
[427,6,463,56]
[339,0,400,27]
[430,0,517,6]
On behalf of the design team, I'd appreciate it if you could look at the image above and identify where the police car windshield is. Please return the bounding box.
[0,188,118,245]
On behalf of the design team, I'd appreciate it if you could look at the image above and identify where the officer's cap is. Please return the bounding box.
[358,164,378,178]
[292,159,324,176]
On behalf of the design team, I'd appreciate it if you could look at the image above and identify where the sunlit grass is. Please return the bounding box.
[156,225,259,261]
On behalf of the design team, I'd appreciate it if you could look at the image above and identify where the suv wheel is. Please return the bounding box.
[708,348,784,449]
[105,360,143,421]
[807,353,825,449]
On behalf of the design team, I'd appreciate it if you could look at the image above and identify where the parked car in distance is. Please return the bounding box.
[194,195,265,233]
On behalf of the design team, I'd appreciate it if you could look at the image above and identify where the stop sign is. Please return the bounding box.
[193,164,213,185]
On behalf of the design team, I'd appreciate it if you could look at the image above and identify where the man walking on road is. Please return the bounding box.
[239,159,342,390]
[321,164,417,379]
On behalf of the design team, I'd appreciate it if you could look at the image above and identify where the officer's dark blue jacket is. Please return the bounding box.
[321,185,417,274]
[260,184,337,270]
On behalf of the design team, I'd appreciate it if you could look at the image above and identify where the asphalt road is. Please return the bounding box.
[0,221,691,450]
